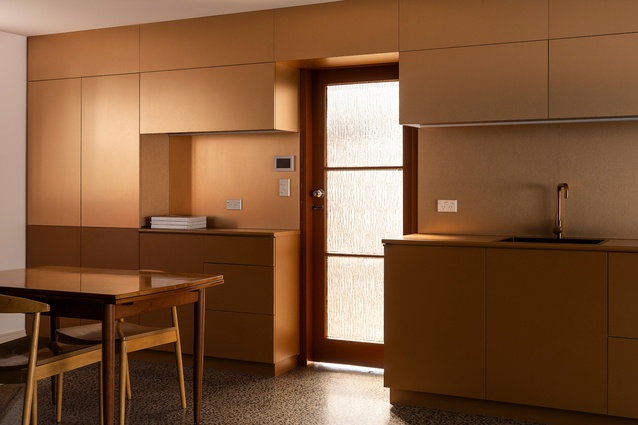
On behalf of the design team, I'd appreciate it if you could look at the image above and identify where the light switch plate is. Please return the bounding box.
[279,179,291,197]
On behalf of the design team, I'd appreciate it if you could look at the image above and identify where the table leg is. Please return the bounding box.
[50,315,60,404]
[102,304,115,425]
[193,289,206,425]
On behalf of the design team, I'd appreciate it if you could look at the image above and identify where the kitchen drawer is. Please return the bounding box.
[205,310,274,363]
[140,233,204,274]
[204,263,274,315]
[203,235,273,266]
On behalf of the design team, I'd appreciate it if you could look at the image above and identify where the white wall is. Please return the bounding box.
[0,31,27,340]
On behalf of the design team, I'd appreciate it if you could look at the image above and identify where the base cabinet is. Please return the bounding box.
[384,245,485,399]
[486,248,607,414]
[139,230,300,376]
[385,241,612,421]
[609,337,638,419]
[608,252,638,419]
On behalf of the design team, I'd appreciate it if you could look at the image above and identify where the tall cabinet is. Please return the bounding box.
[27,26,141,269]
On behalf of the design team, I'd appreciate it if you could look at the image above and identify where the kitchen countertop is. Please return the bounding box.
[383,233,638,252]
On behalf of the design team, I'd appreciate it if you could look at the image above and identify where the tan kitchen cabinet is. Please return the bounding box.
[28,74,140,229]
[274,0,398,62]
[140,11,273,72]
[400,0,548,51]
[549,33,638,119]
[384,244,485,399]
[609,337,638,419]
[140,63,299,134]
[138,230,300,376]
[27,78,81,226]
[609,252,638,339]
[202,233,300,375]
[81,74,140,228]
[27,25,139,81]
[608,252,638,419]
[400,41,548,126]
[550,0,638,39]
[486,248,607,414]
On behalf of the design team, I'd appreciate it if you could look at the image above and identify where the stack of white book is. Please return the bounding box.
[150,215,207,230]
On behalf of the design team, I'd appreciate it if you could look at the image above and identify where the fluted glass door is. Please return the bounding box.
[311,66,403,367]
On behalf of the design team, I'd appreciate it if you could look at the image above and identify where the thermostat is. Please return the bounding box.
[274,155,295,171]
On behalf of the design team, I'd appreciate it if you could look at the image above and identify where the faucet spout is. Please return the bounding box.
[553,183,569,239]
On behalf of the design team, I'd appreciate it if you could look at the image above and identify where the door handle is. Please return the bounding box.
[312,189,325,198]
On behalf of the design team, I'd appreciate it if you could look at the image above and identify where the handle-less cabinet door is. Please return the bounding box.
[549,33,638,119]
[81,74,140,228]
[486,248,607,414]
[140,63,299,134]
[550,0,638,39]
[27,79,81,226]
[274,0,398,61]
[400,0,548,51]
[400,41,548,126]
[384,245,486,399]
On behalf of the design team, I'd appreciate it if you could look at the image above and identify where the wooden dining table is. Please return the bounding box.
[0,266,223,425]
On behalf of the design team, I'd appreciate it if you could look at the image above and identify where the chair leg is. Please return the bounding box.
[172,307,187,409]
[22,367,36,425]
[55,373,63,423]
[32,380,38,425]
[125,356,131,401]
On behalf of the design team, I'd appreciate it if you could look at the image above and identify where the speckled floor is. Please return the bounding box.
[0,361,545,424]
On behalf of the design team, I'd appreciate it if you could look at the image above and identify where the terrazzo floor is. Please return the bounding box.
[0,361,545,424]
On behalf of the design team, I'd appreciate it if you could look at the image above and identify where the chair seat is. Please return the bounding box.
[57,322,175,345]
[0,336,99,371]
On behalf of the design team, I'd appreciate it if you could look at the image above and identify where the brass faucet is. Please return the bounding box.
[553,183,569,239]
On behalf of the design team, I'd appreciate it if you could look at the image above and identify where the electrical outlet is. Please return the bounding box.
[437,200,457,212]
[226,199,243,210]
[279,178,291,197]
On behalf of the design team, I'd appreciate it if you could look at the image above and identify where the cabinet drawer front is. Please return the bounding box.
[140,233,204,273]
[203,236,274,266]
[204,263,274,315]
[205,311,274,363]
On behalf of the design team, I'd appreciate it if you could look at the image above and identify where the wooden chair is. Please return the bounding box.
[0,294,102,425]
[56,306,186,425]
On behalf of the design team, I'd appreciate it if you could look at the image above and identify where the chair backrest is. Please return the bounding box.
[0,294,50,314]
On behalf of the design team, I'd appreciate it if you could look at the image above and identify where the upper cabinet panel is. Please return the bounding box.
[82,74,140,228]
[400,41,548,125]
[27,25,139,81]
[550,0,638,38]
[549,33,638,119]
[140,11,274,72]
[400,0,548,51]
[140,63,299,134]
[27,79,81,226]
[274,0,398,61]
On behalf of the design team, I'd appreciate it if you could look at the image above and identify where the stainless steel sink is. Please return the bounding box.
[498,237,605,245]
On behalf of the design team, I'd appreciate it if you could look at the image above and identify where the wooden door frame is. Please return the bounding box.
[298,65,417,368]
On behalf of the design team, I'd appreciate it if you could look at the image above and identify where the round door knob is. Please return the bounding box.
[312,189,325,198]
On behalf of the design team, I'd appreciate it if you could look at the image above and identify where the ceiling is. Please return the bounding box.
[0,0,340,37]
